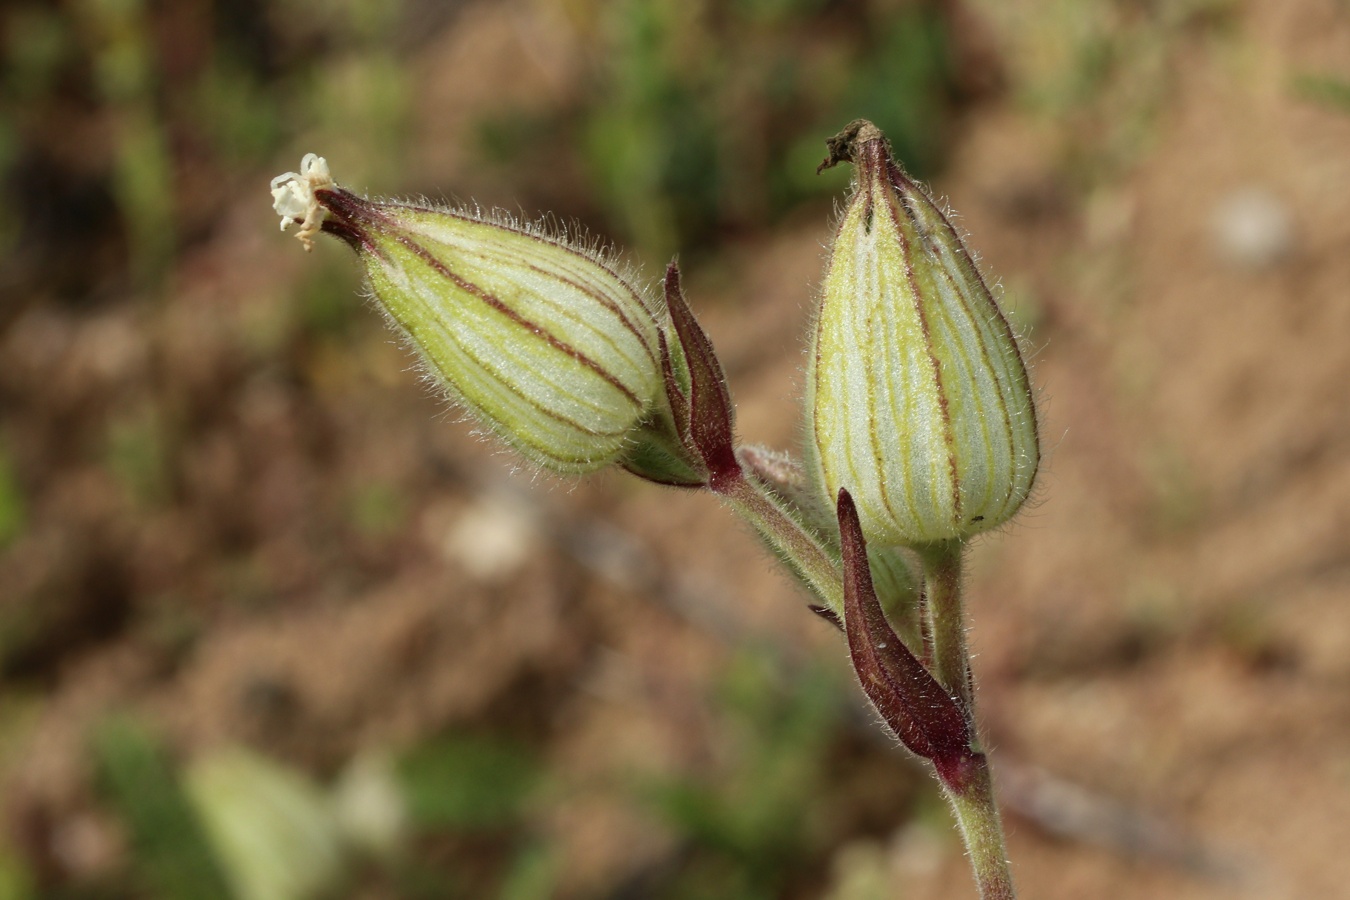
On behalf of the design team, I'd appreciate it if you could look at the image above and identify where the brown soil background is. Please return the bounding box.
[3,1,1349,898]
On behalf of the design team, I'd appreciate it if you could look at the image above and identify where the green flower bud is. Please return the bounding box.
[808,122,1038,547]
[271,155,666,474]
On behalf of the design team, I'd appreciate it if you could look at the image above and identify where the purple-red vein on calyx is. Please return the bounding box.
[316,189,645,409]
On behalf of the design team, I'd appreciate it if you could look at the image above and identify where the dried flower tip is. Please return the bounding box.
[270,154,333,251]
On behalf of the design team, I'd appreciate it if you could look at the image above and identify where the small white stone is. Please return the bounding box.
[1210,186,1293,269]
[441,493,539,582]
[332,753,407,859]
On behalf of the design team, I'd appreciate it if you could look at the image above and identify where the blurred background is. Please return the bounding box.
[2,0,1349,897]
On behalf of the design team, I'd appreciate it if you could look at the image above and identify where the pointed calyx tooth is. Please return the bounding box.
[808,121,1039,548]
[837,488,971,764]
[268,155,676,476]
[659,262,738,489]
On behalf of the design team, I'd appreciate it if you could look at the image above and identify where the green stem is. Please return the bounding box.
[922,541,1015,898]
[715,468,844,616]
[715,471,1014,898]
[941,754,1016,900]
[921,540,972,710]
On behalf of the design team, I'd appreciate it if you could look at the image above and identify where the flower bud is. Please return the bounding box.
[271,155,666,474]
[809,121,1038,547]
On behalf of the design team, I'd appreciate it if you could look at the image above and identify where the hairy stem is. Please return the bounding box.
[922,540,1014,898]
[715,467,844,617]
[718,473,1014,897]
[939,753,1016,900]
[921,540,972,710]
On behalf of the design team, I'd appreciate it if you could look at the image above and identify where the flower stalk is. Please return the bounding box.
[920,540,974,709]
[943,757,1017,900]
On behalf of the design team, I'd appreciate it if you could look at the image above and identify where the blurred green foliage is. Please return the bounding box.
[47,641,881,900]
[0,847,33,900]
[80,0,175,283]
[0,441,25,550]
[344,481,408,538]
[482,0,968,261]
[0,0,413,297]
[1141,440,1208,535]
[91,717,234,900]
[193,59,286,167]
[185,749,347,900]
[381,732,558,898]
[641,649,852,899]
[494,842,559,900]
[386,656,868,898]
[1,0,967,293]
[104,406,174,508]
[398,733,544,832]
[1293,72,1350,115]
[1002,0,1239,190]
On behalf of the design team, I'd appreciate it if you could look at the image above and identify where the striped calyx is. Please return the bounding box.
[271,156,666,475]
[809,121,1038,547]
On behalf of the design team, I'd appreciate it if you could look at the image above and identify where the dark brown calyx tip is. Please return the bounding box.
[817,119,887,174]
